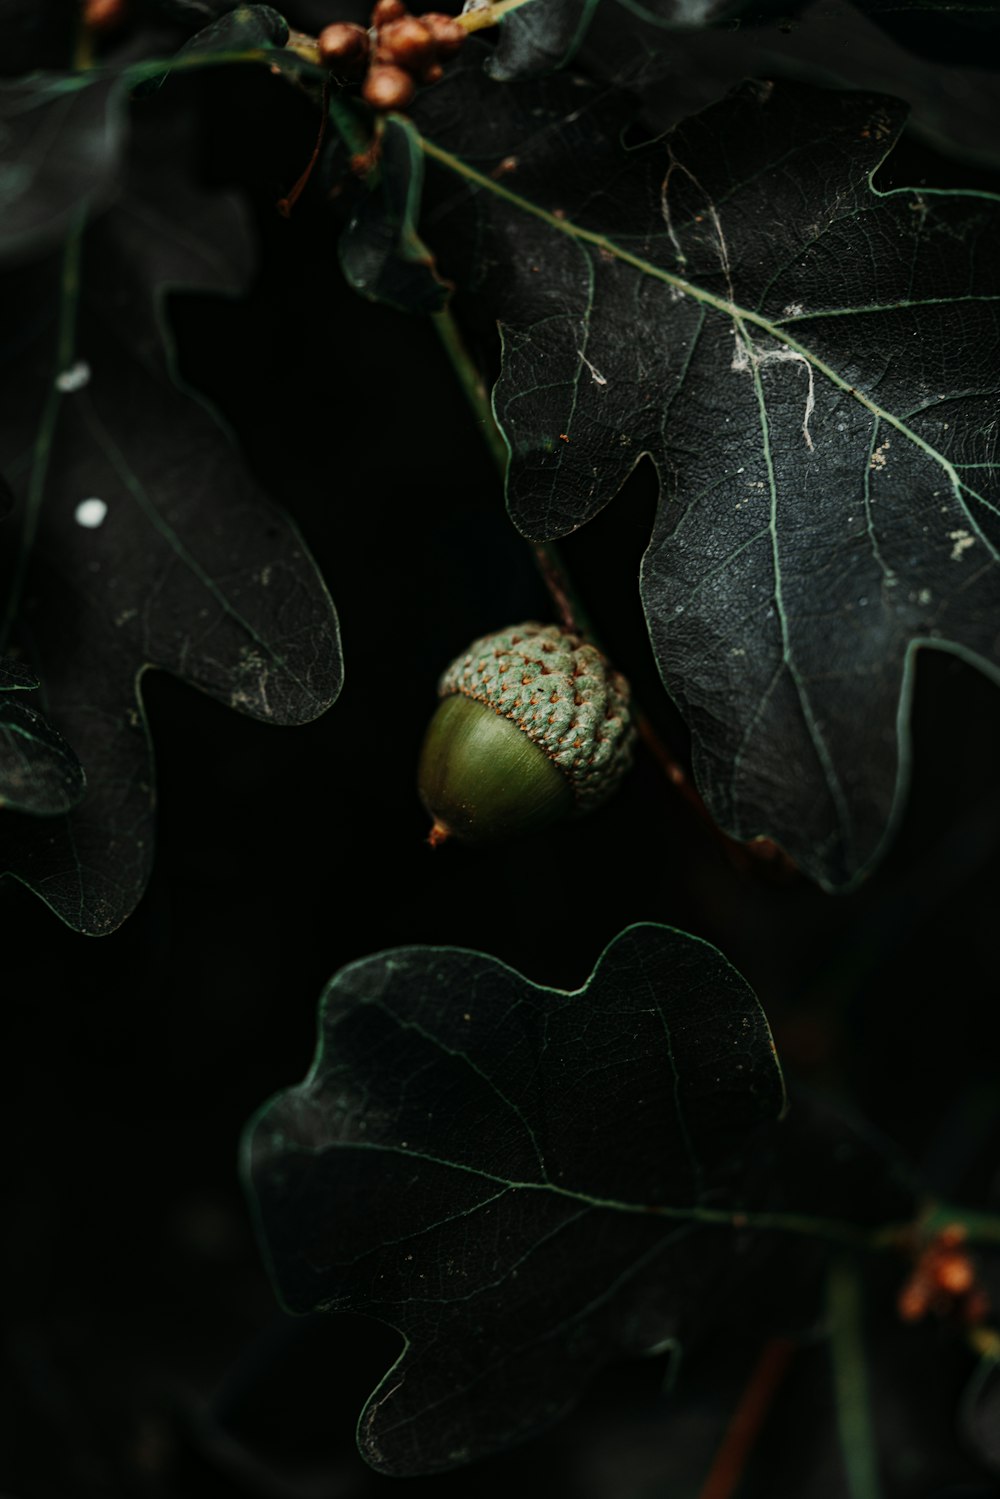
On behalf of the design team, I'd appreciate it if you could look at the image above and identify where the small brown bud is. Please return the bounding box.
[897,1276,930,1323]
[84,0,126,31]
[318,22,370,73]
[934,1252,975,1296]
[363,64,417,110]
[421,60,444,83]
[371,0,406,24]
[376,15,436,68]
[420,12,466,55]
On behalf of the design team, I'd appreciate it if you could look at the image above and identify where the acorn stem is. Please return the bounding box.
[427,820,450,848]
[430,301,799,873]
[431,308,509,474]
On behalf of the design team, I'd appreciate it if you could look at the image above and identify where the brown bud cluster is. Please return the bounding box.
[363,63,416,110]
[318,1,466,112]
[897,1224,990,1328]
[317,22,370,76]
[83,0,127,32]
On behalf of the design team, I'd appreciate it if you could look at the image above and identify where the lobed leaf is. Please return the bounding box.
[244,924,787,1474]
[0,109,341,933]
[490,0,1000,80]
[339,116,452,316]
[133,3,290,93]
[0,690,85,815]
[410,62,1000,889]
[0,73,126,265]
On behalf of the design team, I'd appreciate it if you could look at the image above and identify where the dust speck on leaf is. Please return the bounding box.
[74,497,108,528]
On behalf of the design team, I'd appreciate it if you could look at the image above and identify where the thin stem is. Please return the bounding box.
[428,312,604,641]
[827,1256,884,1499]
[458,0,539,34]
[277,80,330,217]
[879,1200,1000,1250]
[428,307,798,844]
[431,306,508,474]
[329,91,373,165]
[696,1339,796,1499]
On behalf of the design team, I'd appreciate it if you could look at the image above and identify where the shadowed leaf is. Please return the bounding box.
[0,73,125,265]
[409,61,1000,889]
[0,691,84,815]
[0,107,341,933]
[0,657,40,691]
[340,116,452,315]
[133,3,290,94]
[489,0,1000,80]
[244,924,787,1475]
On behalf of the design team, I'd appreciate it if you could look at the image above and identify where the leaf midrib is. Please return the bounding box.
[417,133,999,549]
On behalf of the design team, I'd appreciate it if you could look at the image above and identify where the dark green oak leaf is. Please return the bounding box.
[0,692,85,815]
[171,0,288,50]
[0,108,341,933]
[339,116,452,316]
[410,62,1000,889]
[133,4,290,94]
[0,657,40,690]
[0,72,126,265]
[244,924,788,1475]
[488,0,746,80]
[489,0,1000,79]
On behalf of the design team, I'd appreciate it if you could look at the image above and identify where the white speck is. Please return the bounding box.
[949,529,975,561]
[56,360,90,393]
[75,497,107,528]
[918,588,932,605]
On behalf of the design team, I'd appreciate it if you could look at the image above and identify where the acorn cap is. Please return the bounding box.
[440,621,633,807]
[418,621,634,845]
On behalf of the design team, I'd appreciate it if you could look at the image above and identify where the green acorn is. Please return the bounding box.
[418,621,634,845]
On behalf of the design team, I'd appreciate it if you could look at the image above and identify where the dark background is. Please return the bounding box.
[4,4,1000,1494]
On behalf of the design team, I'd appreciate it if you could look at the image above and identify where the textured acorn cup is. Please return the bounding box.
[418,621,633,845]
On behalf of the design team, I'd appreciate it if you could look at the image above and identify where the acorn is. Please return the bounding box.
[418,621,634,845]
